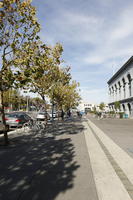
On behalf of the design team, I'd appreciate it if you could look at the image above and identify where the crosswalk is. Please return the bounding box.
[84,119,133,200]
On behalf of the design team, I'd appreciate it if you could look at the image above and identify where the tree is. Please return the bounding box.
[29,43,64,112]
[50,80,81,114]
[3,89,20,110]
[99,102,105,111]
[114,101,120,111]
[61,81,81,111]
[48,65,72,118]
[0,0,40,144]
[32,97,44,111]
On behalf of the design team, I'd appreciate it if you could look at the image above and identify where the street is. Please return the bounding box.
[0,115,133,200]
[87,114,133,158]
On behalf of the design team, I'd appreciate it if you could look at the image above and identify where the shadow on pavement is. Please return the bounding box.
[52,117,85,136]
[0,117,84,200]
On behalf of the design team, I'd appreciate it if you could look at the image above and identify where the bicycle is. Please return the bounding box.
[23,119,34,133]
[23,119,48,136]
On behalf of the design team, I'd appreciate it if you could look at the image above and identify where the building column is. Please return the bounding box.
[108,89,111,103]
[115,90,118,101]
[111,90,114,102]
[125,82,129,99]
[124,103,128,116]
[118,86,121,101]
[113,90,116,102]
[131,102,133,118]
[122,85,125,99]
[131,79,133,97]
[111,91,113,103]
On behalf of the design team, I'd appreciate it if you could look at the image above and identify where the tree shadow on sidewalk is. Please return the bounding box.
[0,124,80,200]
[52,117,85,136]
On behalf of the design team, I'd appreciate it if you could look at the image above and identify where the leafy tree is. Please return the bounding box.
[99,102,105,111]
[29,43,64,112]
[48,65,72,118]
[3,89,20,110]
[62,81,81,111]
[50,80,81,114]
[32,97,44,111]
[0,0,40,144]
[114,101,120,111]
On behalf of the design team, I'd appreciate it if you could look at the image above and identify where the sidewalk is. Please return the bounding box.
[0,117,98,200]
[85,116,133,200]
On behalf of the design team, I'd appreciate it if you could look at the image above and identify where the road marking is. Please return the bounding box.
[83,121,131,200]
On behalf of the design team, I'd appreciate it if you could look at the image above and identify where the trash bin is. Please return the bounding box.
[123,114,128,118]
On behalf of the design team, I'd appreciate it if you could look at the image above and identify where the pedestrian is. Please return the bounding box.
[97,112,101,120]
[67,110,71,118]
[61,110,65,120]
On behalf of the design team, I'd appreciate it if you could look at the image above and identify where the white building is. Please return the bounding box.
[107,56,133,118]
[78,101,95,112]
[78,101,109,113]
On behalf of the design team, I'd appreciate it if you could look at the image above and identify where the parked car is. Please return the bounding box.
[36,112,50,121]
[5,112,33,129]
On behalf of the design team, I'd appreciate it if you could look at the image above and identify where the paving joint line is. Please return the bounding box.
[87,120,133,200]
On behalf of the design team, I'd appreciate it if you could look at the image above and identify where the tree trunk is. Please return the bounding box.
[1,91,9,145]
[51,102,54,121]
[42,95,48,123]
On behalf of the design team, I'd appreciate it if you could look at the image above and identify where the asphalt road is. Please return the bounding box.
[87,114,133,158]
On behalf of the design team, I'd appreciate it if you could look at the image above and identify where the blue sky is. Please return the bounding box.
[32,0,133,103]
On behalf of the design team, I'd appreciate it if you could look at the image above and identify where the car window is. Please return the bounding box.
[6,113,26,118]
[20,115,26,119]
[24,115,31,120]
[7,113,18,118]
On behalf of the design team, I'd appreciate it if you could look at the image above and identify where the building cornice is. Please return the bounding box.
[108,97,133,105]
[107,56,133,84]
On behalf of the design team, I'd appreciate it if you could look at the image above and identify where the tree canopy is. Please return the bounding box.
[0,0,81,144]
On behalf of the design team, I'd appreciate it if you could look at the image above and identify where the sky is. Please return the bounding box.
[32,0,133,104]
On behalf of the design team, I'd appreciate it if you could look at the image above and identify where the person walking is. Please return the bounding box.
[61,110,65,120]
[67,110,71,118]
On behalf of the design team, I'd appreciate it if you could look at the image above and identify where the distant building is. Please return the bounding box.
[78,101,109,113]
[78,101,95,112]
[107,56,133,118]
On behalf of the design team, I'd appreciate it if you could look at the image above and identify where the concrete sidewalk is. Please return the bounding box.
[0,118,98,200]
[85,117,133,200]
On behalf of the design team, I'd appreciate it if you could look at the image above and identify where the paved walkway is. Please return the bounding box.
[0,118,98,200]
[1,116,133,200]
[85,115,133,200]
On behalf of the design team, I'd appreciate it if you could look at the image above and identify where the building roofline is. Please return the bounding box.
[107,56,133,84]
